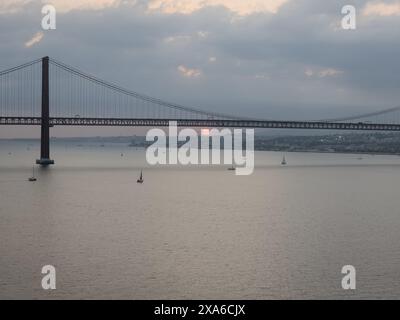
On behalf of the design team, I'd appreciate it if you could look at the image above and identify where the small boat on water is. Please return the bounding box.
[137,170,144,184]
[281,155,287,166]
[28,166,37,182]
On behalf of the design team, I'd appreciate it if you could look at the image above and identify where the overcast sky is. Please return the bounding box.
[1,0,400,137]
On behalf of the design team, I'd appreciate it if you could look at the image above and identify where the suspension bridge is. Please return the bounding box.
[1,57,400,165]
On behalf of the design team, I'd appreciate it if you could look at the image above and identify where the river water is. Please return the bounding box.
[1,140,400,299]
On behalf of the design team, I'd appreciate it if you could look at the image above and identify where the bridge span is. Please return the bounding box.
[2,116,400,132]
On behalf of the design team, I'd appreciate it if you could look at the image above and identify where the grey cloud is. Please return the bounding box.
[0,0,399,127]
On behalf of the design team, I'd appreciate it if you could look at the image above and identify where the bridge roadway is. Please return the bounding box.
[1,116,400,131]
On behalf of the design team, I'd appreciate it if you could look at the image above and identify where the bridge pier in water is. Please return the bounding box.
[36,56,54,166]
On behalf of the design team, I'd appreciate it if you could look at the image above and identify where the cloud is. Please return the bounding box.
[24,31,44,47]
[163,31,210,44]
[163,35,191,43]
[1,0,400,130]
[363,1,400,16]
[178,65,202,78]
[47,0,123,13]
[254,74,270,80]
[318,68,344,78]
[0,0,123,14]
[209,57,217,63]
[147,0,289,16]
[197,31,209,38]
[305,69,314,77]
[305,68,344,78]
[0,0,30,14]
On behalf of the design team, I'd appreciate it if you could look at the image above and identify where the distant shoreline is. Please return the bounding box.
[2,131,400,157]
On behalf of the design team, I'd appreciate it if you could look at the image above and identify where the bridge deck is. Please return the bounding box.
[1,116,400,131]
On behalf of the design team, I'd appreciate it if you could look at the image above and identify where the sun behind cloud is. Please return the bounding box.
[178,65,202,78]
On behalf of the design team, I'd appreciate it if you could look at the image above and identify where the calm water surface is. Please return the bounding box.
[1,140,400,299]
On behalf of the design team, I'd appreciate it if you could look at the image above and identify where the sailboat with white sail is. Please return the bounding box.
[281,155,287,166]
